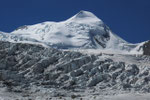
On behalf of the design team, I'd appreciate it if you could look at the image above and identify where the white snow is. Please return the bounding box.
[10,11,128,49]
[0,10,147,54]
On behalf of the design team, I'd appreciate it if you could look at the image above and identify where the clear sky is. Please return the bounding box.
[0,0,150,43]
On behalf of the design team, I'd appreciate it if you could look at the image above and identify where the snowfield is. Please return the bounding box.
[0,11,146,54]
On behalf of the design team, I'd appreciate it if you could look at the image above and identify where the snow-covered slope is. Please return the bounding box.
[0,11,146,54]
[10,11,134,50]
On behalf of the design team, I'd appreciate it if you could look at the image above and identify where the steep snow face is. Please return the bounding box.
[11,11,130,50]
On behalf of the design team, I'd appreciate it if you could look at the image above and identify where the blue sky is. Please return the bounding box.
[0,0,150,43]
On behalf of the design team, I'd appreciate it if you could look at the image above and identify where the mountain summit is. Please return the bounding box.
[70,10,100,20]
[0,11,145,54]
[68,10,102,24]
[74,10,98,18]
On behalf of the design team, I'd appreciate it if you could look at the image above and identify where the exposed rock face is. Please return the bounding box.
[143,40,150,55]
[0,41,150,93]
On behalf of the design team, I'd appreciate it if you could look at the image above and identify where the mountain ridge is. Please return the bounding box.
[0,10,149,55]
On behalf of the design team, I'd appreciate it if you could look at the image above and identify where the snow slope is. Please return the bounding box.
[0,11,146,54]
[11,11,136,50]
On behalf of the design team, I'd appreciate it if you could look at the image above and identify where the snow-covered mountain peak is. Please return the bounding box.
[0,10,145,54]
[73,10,99,19]
[7,11,133,51]
[67,10,102,24]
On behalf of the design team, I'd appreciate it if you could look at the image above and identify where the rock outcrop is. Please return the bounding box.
[143,40,150,55]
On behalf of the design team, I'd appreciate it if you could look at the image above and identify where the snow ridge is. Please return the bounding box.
[0,10,146,54]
